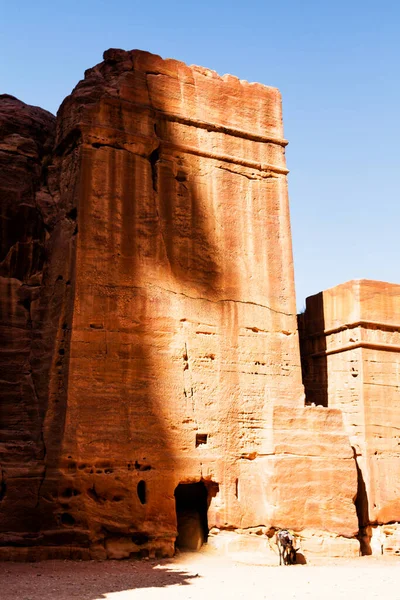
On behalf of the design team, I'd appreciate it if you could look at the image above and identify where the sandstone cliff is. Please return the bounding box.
[0,51,358,560]
[0,94,79,554]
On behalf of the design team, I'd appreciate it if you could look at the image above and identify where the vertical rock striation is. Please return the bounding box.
[0,94,78,553]
[0,51,358,560]
[53,48,306,558]
[0,95,54,536]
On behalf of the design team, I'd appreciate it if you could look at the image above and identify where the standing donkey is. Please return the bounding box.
[276,529,297,565]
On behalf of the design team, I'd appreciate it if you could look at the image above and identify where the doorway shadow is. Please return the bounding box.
[174,481,209,551]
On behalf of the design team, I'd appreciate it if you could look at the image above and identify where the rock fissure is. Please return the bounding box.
[216,164,278,181]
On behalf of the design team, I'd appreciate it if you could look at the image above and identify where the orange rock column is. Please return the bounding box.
[55,49,304,556]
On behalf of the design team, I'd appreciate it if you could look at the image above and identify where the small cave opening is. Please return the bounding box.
[195,433,208,447]
[0,477,6,502]
[137,480,146,505]
[60,512,75,526]
[174,480,217,551]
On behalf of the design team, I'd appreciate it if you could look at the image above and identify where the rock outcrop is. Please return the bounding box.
[299,279,400,555]
[0,51,358,560]
[0,94,79,555]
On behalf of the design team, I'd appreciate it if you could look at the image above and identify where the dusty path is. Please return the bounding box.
[1,553,400,600]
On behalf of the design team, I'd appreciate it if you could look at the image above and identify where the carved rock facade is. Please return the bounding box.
[0,51,359,560]
[300,280,400,555]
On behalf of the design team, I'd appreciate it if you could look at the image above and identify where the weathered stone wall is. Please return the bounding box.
[54,48,307,559]
[0,51,358,560]
[0,95,53,538]
[0,94,79,555]
[300,279,400,553]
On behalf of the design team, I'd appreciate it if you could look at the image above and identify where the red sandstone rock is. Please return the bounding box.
[0,51,358,560]
[0,95,55,534]
[300,279,400,552]
[49,48,307,559]
[0,94,80,550]
[269,406,358,536]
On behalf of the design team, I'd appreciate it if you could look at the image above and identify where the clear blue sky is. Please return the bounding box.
[2,0,399,308]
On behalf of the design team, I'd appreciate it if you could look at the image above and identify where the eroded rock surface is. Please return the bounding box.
[51,48,307,559]
[299,279,400,553]
[0,94,80,556]
[0,95,54,532]
[0,51,358,560]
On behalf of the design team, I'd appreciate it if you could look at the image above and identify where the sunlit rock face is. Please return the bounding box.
[0,51,358,560]
[54,48,307,559]
[299,279,400,553]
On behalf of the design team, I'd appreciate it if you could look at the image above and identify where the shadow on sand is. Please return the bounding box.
[0,559,200,599]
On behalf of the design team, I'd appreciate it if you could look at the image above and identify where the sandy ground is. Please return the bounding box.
[1,552,400,600]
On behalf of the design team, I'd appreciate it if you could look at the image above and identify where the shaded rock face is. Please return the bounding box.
[0,95,79,554]
[0,95,53,525]
[299,280,400,553]
[176,512,205,551]
[0,95,52,280]
[0,52,358,560]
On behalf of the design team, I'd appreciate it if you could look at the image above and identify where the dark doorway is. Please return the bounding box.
[174,481,208,551]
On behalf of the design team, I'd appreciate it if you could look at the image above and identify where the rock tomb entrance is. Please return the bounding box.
[174,480,219,551]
